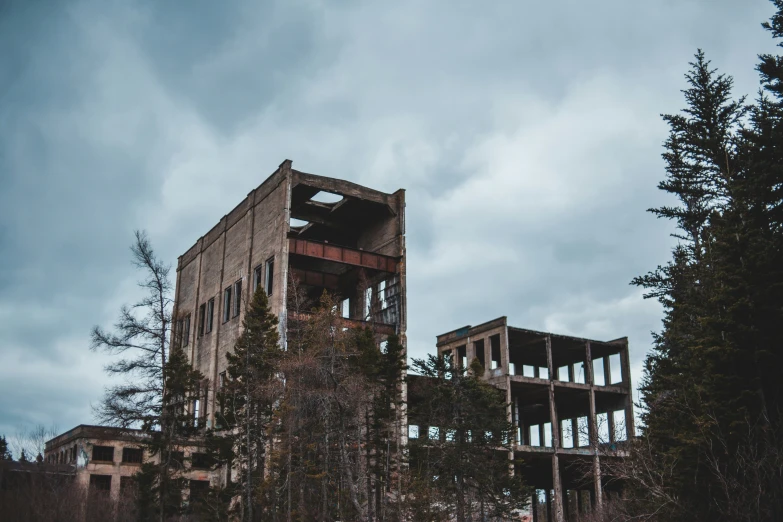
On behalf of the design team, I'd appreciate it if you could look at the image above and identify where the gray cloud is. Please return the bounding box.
[0,0,778,436]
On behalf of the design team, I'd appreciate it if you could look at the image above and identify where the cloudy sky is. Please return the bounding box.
[0,0,779,440]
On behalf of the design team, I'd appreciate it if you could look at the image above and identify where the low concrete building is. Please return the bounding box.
[44,425,219,502]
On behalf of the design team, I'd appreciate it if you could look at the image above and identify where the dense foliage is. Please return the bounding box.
[627,2,783,520]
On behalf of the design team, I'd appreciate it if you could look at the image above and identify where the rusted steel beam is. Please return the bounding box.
[289,267,340,290]
[287,311,396,335]
[288,238,398,273]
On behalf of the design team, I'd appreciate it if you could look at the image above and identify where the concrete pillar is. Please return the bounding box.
[546,335,565,522]
[586,341,603,514]
[620,340,636,439]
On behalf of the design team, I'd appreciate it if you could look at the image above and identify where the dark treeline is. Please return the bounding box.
[603,1,783,520]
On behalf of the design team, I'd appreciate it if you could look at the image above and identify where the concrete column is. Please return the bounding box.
[546,335,565,522]
[603,356,612,386]
[586,341,603,514]
[620,340,636,439]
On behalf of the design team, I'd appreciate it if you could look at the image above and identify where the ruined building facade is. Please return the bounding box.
[46,161,632,520]
[171,160,407,429]
[413,317,634,522]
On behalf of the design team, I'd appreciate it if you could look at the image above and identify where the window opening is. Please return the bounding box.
[592,358,605,386]
[265,258,274,296]
[561,419,574,448]
[609,354,622,384]
[613,410,627,441]
[183,314,190,346]
[92,446,114,462]
[254,265,263,291]
[122,448,143,464]
[206,298,214,333]
[408,425,419,439]
[198,304,206,337]
[490,334,501,370]
[474,340,485,368]
[310,190,343,203]
[457,345,467,369]
[530,425,541,446]
[573,362,585,383]
[577,416,590,447]
[233,280,242,317]
[89,474,112,492]
[223,287,232,323]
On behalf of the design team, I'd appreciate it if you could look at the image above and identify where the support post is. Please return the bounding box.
[586,341,603,514]
[546,335,565,522]
[619,340,636,439]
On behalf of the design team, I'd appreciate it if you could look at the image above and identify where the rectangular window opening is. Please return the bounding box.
[92,446,114,463]
[183,314,191,346]
[609,354,622,384]
[593,358,605,386]
[254,265,263,291]
[597,412,610,444]
[89,474,112,492]
[522,365,536,378]
[561,419,574,448]
[198,304,206,337]
[573,362,585,384]
[544,423,553,447]
[474,340,485,369]
[578,416,590,447]
[122,447,143,464]
[529,425,541,447]
[233,280,242,317]
[206,298,214,333]
[457,345,467,369]
[539,366,549,380]
[558,366,570,382]
[408,425,419,439]
[613,410,627,441]
[265,258,274,296]
[223,287,232,323]
[490,334,502,370]
[191,452,212,470]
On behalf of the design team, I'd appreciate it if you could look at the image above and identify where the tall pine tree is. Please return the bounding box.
[630,3,783,519]
[218,285,282,521]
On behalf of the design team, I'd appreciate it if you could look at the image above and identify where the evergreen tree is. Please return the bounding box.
[92,231,208,521]
[135,345,206,521]
[630,4,783,519]
[408,354,530,522]
[0,435,11,461]
[18,449,28,463]
[218,285,281,521]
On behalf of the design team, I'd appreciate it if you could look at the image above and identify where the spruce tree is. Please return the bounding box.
[0,435,11,461]
[408,354,530,522]
[218,285,281,521]
[630,4,783,518]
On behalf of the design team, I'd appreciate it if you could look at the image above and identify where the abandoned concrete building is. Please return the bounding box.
[171,159,407,429]
[44,160,633,521]
[44,425,219,501]
[408,317,634,522]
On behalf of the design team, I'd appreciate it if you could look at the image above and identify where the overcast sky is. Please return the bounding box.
[1,0,779,440]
